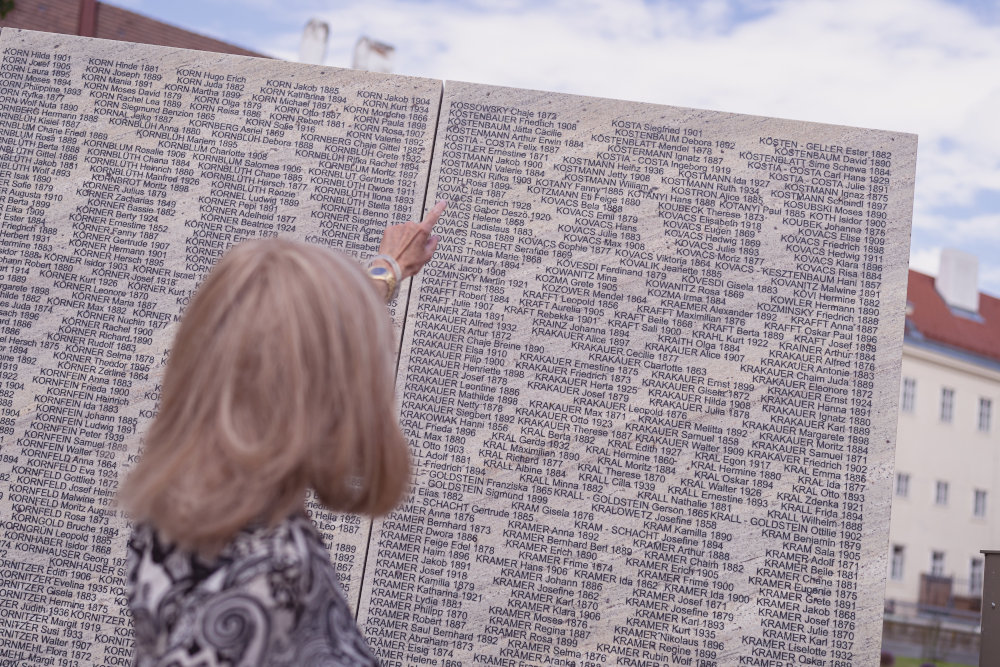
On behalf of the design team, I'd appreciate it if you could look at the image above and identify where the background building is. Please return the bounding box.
[883,249,996,663]
[0,0,265,56]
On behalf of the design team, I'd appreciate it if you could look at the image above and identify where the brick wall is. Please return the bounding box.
[1,0,268,57]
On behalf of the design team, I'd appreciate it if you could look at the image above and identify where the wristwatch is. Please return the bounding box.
[368,265,398,301]
[367,254,401,301]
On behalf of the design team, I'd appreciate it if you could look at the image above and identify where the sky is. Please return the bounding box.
[109,0,1000,295]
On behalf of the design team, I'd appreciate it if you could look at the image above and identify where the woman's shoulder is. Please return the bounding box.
[127,514,377,665]
[129,513,321,557]
[217,513,330,587]
[226,513,322,559]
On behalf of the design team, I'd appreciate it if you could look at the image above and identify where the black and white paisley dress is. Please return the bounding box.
[126,514,378,666]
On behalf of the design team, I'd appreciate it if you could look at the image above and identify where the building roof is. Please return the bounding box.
[1,0,267,58]
[907,269,1000,364]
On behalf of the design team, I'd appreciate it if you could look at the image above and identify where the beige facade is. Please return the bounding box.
[886,338,1000,607]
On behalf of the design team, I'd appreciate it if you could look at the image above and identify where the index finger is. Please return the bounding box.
[419,199,448,233]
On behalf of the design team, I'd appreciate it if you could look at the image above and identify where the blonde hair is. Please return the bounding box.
[118,239,410,557]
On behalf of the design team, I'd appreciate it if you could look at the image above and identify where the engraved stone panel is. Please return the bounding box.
[2,27,918,667]
[358,81,915,666]
[0,28,440,665]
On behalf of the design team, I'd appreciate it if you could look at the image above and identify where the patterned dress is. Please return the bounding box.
[126,514,378,666]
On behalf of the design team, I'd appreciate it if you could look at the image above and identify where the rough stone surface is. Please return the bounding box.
[358,81,915,666]
[0,28,438,663]
[0,31,916,666]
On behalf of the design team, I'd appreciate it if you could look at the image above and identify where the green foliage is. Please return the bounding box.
[0,0,14,20]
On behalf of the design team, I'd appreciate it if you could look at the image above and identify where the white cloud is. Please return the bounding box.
[918,212,1000,242]
[980,265,1000,293]
[910,246,941,276]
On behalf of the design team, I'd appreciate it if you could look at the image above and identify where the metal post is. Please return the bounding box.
[979,550,1000,666]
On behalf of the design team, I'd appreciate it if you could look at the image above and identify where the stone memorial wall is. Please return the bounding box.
[0,28,440,665]
[0,29,916,667]
[358,82,915,666]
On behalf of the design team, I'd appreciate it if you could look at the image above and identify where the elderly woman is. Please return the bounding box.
[118,201,446,666]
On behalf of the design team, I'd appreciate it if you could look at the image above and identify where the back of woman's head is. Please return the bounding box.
[118,239,410,556]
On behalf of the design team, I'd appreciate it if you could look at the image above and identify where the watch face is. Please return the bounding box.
[370,267,390,277]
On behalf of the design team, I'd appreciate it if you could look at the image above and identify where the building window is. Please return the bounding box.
[896,472,910,498]
[971,558,985,595]
[979,398,992,432]
[891,545,905,580]
[901,377,916,413]
[931,551,945,577]
[975,489,987,518]
[941,388,954,423]
[935,481,949,506]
